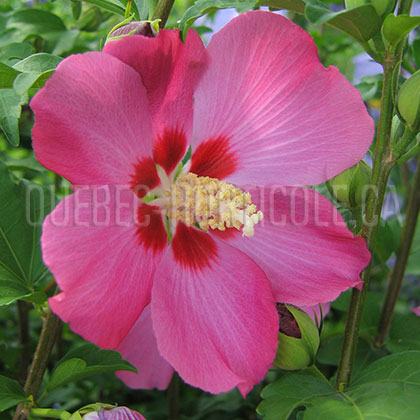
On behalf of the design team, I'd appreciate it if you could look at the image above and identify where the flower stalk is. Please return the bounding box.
[30,408,71,419]
[152,0,175,28]
[13,310,61,420]
[335,55,397,392]
[335,0,414,390]
[376,154,420,346]
[17,301,31,384]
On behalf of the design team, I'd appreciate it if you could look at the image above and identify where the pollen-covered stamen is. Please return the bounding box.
[164,173,263,237]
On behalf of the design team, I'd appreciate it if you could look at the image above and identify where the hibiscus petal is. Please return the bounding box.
[191,11,373,185]
[223,186,370,307]
[31,52,153,186]
[46,186,164,348]
[116,305,174,390]
[104,29,207,138]
[151,224,278,396]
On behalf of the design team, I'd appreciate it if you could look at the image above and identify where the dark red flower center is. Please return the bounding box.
[129,129,248,269]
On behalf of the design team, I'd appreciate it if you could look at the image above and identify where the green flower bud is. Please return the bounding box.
[106,18,160,45]
[327,161,372,209]
[273,304,320,371]
[397,70,420,130]
[76,403,117,418]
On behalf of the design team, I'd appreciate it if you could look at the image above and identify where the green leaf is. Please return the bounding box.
[387,312,420,353]
[0,62,20,89]
[262,0,382,41]
[14,71,54,95]
[180,0,257,37]
[0,161,55,306]
[13,53,62,73]
[0,375,26,412]
[331,290,382,332]
[7,9,66,34]
[411,38,420,70]
[7,10,79,56]
[354,350,420,380]
[305,0,382,42]
[260,0,306,14]
[0,43,35,66]
[317,336,387,377]
[51,29,79,57]
[47,343,137,391]
[83,0,126,16]
[383,14,420,49]
[258,370,333,420]
[0,281,46,306]
[133,0,151,20]
[259,352,420,420]
[0,89,21,146]
[12,53,62,95]
[71,0,83,21]
[356,74,383,101]
[375,218,399,264]
[5,156,45,173]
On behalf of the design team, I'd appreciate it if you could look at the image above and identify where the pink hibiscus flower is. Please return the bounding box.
[31,11,372,396]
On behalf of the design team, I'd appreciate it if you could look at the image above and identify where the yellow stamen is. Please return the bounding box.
[164,173,263,237]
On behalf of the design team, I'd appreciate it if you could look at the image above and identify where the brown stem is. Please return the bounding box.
[13,310,61,420]
[17,301,31,385]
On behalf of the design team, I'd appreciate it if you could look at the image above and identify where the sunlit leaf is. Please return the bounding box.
[383,14,420,49]
[12,53,62,95]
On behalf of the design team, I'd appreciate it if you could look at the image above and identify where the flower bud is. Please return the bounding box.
[327,161,371,209]
[273,304,320,371]
[397,70,420,130]
[109,21,158,39]
[83,406,146,420]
